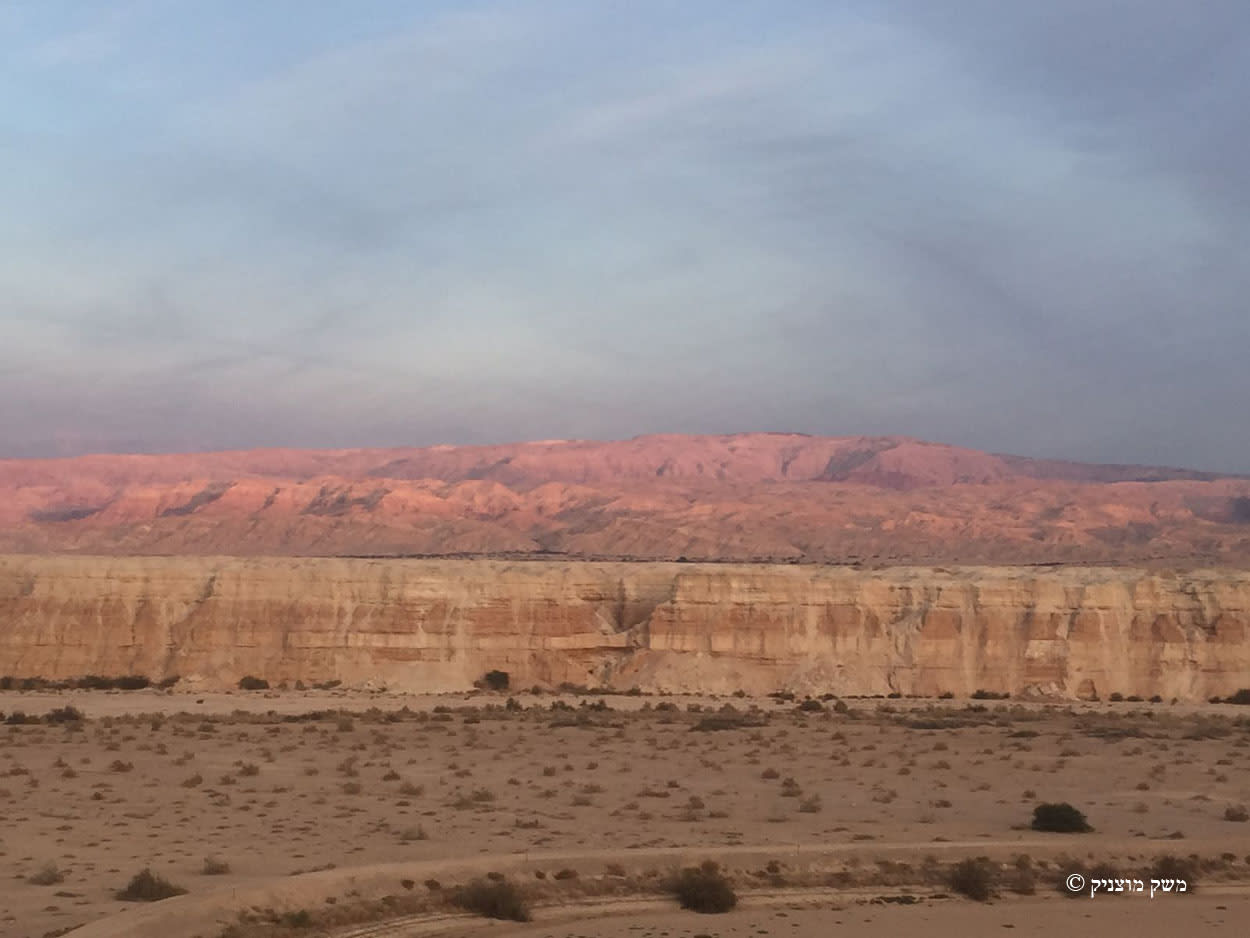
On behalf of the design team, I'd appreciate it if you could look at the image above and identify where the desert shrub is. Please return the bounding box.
[971,689,1010,700]
[1032,802,1092,833]
[1150,855,1199,891]
[692,713,761,731]
[481,670,510,691]
[797,699,824,712]
[280,910,312,927]
[238,676,269,691]
[669,861,737,913]
[1225,689,1250,706]
[28,863,64,886]
[115,868,187,902]
[44,706,84,724]
[1224,805,1249,822]
[949,857,997,901]
[450,878,530,921]
[201,856,231,875]
[114,675,151,690]
[1008,856,1036,895]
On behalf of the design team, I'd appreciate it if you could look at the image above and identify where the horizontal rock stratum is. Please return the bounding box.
[3,433,1250,564]
[2,555,1247,701]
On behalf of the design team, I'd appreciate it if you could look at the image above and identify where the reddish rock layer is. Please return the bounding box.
[1,434,1248,564]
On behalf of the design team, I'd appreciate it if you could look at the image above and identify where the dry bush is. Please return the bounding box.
[949,857,997,902]
[668,860,737,913]
[1031,802,1092,833]
[28,863,64,886]
[449,878,530,921]
[115,868,187,902]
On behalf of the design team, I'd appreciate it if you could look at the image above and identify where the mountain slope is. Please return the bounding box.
[1,434,1247,565]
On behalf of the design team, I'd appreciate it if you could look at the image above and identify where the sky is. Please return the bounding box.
[1,1,1247,471]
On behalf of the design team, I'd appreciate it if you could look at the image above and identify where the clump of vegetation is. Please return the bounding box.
[1007,855,1036,895]
[43,706,84,724]
[115,868,188,902]
[1031,802,1092,833]
[449,878,530,921]
[28,863,64,886]
[1,674,156,691]
[237,676,269,691]
[669,860,737,913]
[971,689,1010,700]
[201,857,231,875]
[691,712,763,732]
[1150,855,1199,892]
[949,857,997,902]
[1223,689,1250,706]
[1224,805,1249,823]
[479,669,511,691]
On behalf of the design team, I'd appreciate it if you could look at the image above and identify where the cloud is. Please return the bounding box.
[0,1,1247,471]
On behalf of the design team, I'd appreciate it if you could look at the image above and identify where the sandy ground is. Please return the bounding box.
[476,891,1250,938]
[1,690,1248,937]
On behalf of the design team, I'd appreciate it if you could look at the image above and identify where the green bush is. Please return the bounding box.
[669,861,737,913]
[1031,802,1093,833]
[450,878,530,921]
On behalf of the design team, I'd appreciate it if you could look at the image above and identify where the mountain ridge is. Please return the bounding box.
[2,433,1248,565]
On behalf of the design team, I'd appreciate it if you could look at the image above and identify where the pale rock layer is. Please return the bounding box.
[1,555,1247,701]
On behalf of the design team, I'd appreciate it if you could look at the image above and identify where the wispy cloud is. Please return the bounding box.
[0,1,1247,469]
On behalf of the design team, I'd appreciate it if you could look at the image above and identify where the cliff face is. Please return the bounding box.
[1,555,1247,701]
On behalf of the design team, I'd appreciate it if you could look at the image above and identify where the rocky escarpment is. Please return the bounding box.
[1,555,1248,701]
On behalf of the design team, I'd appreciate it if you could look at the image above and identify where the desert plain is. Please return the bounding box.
[1,688,1248,938]
[3,434,1250,937]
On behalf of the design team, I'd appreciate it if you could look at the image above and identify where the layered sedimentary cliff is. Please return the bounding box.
[2,555,1248,701]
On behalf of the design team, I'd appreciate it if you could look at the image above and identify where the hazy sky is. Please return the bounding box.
[2,1,1247,470]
